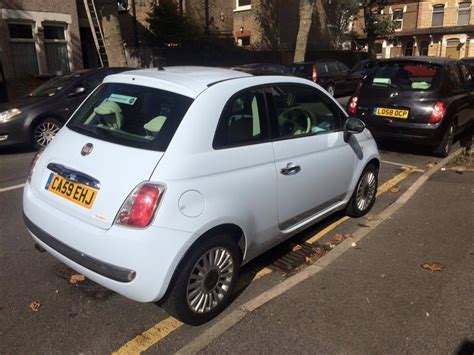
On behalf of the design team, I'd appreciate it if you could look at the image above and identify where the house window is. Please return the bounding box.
[7,23,39,78]
[432,4,444,27]
[235,0,251,11]
[237,36,250,46]
[404,40,414,56]
[43,24,70,75]
[420,41,430,56]
[458,2,471,26]
[392,9,403,31]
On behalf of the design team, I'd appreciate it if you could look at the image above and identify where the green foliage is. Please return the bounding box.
[146,3,201,46]
[361,0,395,38]
[332,0,359,48]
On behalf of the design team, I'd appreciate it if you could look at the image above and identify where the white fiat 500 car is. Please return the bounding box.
[24,67,380,325]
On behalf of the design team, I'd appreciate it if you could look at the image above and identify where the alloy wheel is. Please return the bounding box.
[34,121,60,147]
[356,170,377,211]
[186,247,234,314]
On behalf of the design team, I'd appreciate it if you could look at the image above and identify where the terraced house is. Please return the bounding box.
[352,0,474,59]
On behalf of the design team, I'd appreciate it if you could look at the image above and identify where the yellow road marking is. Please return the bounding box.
[252,267,273,281]
[112,317,183,355]
[112,167,419,354]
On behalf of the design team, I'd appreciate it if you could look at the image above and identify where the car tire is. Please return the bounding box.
[160,234,242,325]
[433,123,454,158]
[32,118,62,149]
[326,84,335,97]
[346,164,378,218]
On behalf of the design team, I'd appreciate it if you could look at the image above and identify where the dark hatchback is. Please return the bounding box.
[347,57,474,157]
[288,60,359,97]
[0,67,129,149]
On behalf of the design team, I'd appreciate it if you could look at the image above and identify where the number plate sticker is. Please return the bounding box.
[374,107,409,119]
[45,173,98,209]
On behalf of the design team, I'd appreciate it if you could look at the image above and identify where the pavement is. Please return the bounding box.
[200,169,474,354]
[0,134,472,354]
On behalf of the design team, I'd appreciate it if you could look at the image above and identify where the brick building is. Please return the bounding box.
[351,0,474,59]
[0,0,83,99]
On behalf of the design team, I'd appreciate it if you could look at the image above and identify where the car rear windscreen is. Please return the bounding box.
[67,83,193,152]
[365,62,442,91]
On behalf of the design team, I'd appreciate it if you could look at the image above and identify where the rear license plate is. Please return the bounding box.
[374,107,409,119]
[45,173,98,209]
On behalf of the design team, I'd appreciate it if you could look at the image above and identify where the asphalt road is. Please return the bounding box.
[0,137,465,354]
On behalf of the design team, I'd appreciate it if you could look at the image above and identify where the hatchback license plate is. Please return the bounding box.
[45,173,97,209]
[374,107,409,119]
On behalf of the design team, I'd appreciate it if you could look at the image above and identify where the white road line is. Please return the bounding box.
[0,183,25,193]
[381,160,422,170]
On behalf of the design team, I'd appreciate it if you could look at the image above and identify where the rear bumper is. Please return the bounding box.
[362,118,445,145]
[24,214,136,283]
[23,183,194,302]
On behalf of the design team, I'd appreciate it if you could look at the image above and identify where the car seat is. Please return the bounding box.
[84,100,123,129]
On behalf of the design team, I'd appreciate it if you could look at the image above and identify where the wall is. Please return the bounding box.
[0,0,83,98]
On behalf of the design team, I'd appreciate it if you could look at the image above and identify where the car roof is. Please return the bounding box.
[377,56,454,66]
[290,60,340,65]
[105,66,252,98]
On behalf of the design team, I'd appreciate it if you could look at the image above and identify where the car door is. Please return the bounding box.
[456,62,474,131]
[337,61,358,95]
[446,63,471,134]
[267,84,356,231]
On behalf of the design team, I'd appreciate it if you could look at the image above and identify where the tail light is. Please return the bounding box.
[347,96,358,115]
[312,65,317,82]
[27,149,44,183]
[429,101,446,124]
[115,183,165,228]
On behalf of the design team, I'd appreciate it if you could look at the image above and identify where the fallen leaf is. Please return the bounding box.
[325,242,336,249]
[366,214,381,222]
[390,186,401,193]
[291,244,303,252]
[305,256,313,264]
[420,262,445,272]
[426,162,434,169]
[69,274,86,284]
[315,247,326,257]
[344,233,353,238]
[351,242,357,248]
[333,233,343,242]
[29,301,41,312]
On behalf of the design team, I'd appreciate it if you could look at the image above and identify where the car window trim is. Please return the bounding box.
[265,83,346,142]
[212,85,273,150]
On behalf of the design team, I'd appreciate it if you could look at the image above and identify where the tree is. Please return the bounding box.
[332,0,359,49]
[294,0,316,63]
[94,0,128,67]
[360,0,395,58]
[147,3,201,46]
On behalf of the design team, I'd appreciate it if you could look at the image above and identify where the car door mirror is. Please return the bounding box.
[344,117,365,141]
[68,86,86,97]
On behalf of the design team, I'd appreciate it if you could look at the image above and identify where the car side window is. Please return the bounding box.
[458,63,473,90]
[336,61,349,73]
[448,65,464,92]
[269,85,343,139]
[213,89,269,149]
[327,61,339,74]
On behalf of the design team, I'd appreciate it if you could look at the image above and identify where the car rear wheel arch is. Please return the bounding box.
[163,223,246,296]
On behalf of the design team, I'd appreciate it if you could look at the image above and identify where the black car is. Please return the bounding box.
[0,67,129,149]
[347,59,377,81]
[232,63,290,76]
[347,56,474,157]
[287,60,359,97]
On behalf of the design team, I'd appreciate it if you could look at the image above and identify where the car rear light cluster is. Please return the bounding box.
[347,96,358,115]
[27,149,44,183]
[312,65,317,82]
[115,183,165,228]
[429,101,446,124]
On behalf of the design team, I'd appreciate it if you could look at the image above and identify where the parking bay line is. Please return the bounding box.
[0,183,25,193]
[112,167,418,354]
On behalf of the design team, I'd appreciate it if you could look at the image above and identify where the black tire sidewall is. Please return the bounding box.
[434,123,454,158]
[161,235,242,326]
[32,118,62,149]
[347,164,378,218]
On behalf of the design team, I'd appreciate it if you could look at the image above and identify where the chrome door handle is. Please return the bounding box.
[280,163,301,176]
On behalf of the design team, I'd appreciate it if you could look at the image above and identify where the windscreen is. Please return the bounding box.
[67,83,193,152]
[366,62,442,91]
